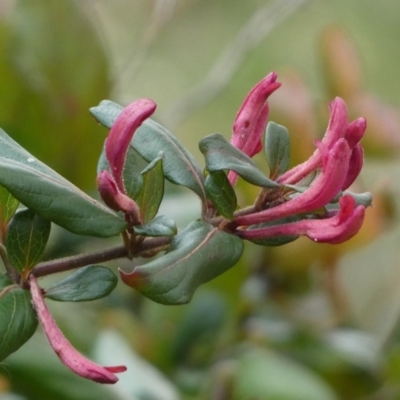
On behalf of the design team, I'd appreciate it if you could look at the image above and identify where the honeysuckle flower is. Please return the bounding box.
[232,89,368,244]
[228,72,281,185]
[97,98,156,225]
[97,170,140,225]
[105,98,156,193]
[30,275,127,384]
[277,98,366,186]
[237,195,365,244]
[235,138,351,226]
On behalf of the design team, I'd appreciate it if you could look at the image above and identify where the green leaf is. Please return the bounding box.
[136,158,164,222]
[90,100,206,199]
[265,121,290,178]
[44,265,118,302]
[234,348,338,400]
[97,143,143,200]
[89,99,123,129]
[199,133,280,188]
[133,215,177,237]
[0,129,127,237]
[0,275,38,361]
[0,184,19,227]
[204,171,237,220]
[6,209,51,272]
[120,221,244,304]
[133,120,205,199]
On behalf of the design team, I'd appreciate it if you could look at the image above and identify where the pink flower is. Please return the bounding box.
[237,195,365,245]
[30,275,126,384]
[235,138,351,226]
[233,93,368,244]
[97,98,156,225]
[97,170,140,225]
[228,72,281,185]
[104,98,156,193]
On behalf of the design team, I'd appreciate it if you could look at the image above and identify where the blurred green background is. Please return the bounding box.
[1,0,400,399]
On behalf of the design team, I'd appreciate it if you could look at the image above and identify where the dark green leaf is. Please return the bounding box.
[133,120,205,199]
[90,100,206,199]
[136,158,164,222]
[265,121,290,178]
[120,221,244,304]
[0,129,127,237]
[199,133,279,188]
[44,265,118,302]
[204,171,237,220]
[0,275,38,361]
[6,209,51,272]
[97,143,143,200]
[134,215,177,237]
[0,184,19,227]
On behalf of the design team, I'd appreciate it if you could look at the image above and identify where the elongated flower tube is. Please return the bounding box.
[277,98,366,186]
[105,98,156,193]
[228,72,281,185]
[235,139,351,226]
[238,195,365,244]
[30,275,126,384]
[97,170,140,225]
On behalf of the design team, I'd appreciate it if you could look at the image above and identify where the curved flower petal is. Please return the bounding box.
[97,170,140,225]
[238,195,365,244]
[342,143,363,190]
[106,99,156,193]
[228,72,280,185]
[30,275,126,384]
[235,139,351,226]
[278,97,349,185]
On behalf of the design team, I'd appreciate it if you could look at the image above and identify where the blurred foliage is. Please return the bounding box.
[1,0,400,399]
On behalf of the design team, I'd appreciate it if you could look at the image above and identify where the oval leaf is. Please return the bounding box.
[0,184,19,228]
[90,100,123,129]
[44,265,118,302]
[133,215,177,237]
[205,171,237,220]
[120,221,244,304]
[90,100,206,200]
[6,209,51,272]
[265,121,290,179]
[0,129,127,237]
[199,133,279,188]
[0,275,38,361]
[136,158,164,222]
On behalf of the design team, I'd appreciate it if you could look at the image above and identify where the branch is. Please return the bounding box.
[32,236,172,278]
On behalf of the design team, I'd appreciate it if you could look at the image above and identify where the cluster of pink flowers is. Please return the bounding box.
[229,72,367,244]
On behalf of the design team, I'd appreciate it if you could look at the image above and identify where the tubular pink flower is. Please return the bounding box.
[345,117,366,148]
[97,170,140,225]
[278,97,349,185]
[30,275,127,384]
[235,139,351,226]
[228,72,281,185]
[237,195,365,244]
[342,143,363,190]
[106,99,156,193]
